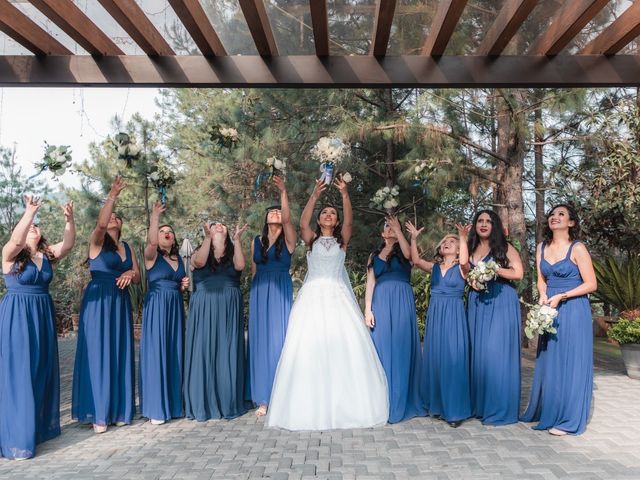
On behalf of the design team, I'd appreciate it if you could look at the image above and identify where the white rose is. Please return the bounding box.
[383,200,394,209]
[149,171,160,182]
[342,172,352,183]
[390,198,399,207]
[274,158,285,170]
[266,157,275,167]
[128,144,142,156]
[383,186,390,193]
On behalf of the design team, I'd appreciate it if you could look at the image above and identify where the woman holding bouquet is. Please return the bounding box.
[184,220,248,420]
[0,196,75,459]
[465,210,523,426]
[73,175,140,433]
[247,176,296,417]
[139,201,189,425]
[521,205,596,435]
[365,216,425,423]
[406,223,471,427]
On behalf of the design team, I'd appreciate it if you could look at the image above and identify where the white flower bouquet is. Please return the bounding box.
[35,143,72,177]
[148,162,177,205]
[266,156,287,175]
[370,185,400,212]
[523,303,558,339]
[311,136,349,184]
[466,260,500,291]
[114,132,142,168]
[210,125,238,149]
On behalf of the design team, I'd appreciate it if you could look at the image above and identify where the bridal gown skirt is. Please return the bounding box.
[266,276,389,430]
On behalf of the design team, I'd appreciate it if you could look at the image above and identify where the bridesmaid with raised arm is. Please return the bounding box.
[521,204,597,435]
[247,176,296,417]
[406,222,471,427]
[465,210,523,426]
[365,216,425,423]
[72,176,140,434]
[184,220,249,421]
[0,197,75,459]
[139,201,189,425]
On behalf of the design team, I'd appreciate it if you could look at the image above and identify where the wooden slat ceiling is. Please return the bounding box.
[1,0,640,87]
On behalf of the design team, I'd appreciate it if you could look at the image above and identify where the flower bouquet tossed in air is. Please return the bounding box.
[466,260,500,291]
[522,302,558,339]
[148,162,177,206]
[32,143,72,179]
[114,132,142,168]
[210,125,238,149]
[370,185,400,214]
[311,136,349,185]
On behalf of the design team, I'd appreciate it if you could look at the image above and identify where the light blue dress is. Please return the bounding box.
[0,257,59,459]
[468,256,521,425]
[421,264,471,422]
[521,241,593,434]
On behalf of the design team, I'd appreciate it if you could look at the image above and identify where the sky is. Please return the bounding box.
[0,87,162,189]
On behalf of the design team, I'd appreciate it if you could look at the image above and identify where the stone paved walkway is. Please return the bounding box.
[1,337,639,480]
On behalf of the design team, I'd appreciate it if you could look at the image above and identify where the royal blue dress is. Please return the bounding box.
[468,256,521,426]
[421,264,471,422]
[247,237,293,406]
[139,255,186,422]
[0,257,59,459]
[521,241,593,435]
[72,243,135,426]
[184,264,247,420]
[370,255,425,423]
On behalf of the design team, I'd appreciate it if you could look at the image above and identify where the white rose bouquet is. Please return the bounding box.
[466,260,500,291]
[33,143,72,178]
[210,125,238,149]
[523,302,558,339]
[370,185,400,213]
[265,156,287,175]
[148,162,177,206]
[311,136,349,185]
[114,132,142,168]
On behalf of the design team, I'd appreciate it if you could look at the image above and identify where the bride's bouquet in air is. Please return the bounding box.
[32,143,72,178]
[148,162,177,206]
[370,185,400,213]
[466,260,499,291]
[523,301,558,339]
[311,136,349,185]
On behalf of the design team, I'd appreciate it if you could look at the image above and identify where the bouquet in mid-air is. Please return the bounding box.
[311,136,349,185]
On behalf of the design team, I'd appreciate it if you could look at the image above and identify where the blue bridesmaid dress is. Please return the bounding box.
[72,243,135,426]
[139,255,186,422]
[184,264,247,420]
[521,241,593,435]
[370,255,425,423]
[468,256,521,425]
[247,236,292,407]
[0,257,59,459]
[421,264,471,422]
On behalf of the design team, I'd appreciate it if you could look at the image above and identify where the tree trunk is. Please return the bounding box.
[534,101,545,245]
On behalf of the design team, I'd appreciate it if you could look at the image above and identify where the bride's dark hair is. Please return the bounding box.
[310,204,343,251]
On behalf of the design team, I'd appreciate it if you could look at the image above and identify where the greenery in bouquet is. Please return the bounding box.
[466,260,499,291]
[370,185,400,212]
[148,162,177,205]
[33,143,72,178]
[114,132,142,168]
[522,301,559,339]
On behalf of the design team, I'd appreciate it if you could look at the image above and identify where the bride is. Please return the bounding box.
[266,177,388,430]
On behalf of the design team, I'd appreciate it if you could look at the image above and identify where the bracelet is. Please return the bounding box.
[560,292,568,302]
[105,195,117,202]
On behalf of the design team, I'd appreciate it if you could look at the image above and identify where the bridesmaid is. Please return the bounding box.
[247,176,296,417]
[521,204,596,435]
[184,220,249,420]
[72,176,140,433]
[139,201,189,425]
[465,210,523,426]
[0,197,75,459]
[406,222,471,427]
[365,216,425,423]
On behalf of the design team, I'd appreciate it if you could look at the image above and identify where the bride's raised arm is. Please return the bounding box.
[335,176,352,248]
[300,180,326,247]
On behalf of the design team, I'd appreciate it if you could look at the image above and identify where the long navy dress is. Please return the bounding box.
[139,255,186,422]
[370,255,425,423]
[468,256,521,426]
[521,241,593,434]
[184,264,247,420]
[0,257,59,459]
[421,264,471,422]
[72,243,135,426]
[247,236,292,406]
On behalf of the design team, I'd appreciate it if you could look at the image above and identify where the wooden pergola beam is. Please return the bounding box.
[371,0,397,57]
[529,0,609,55]
[168,0,226,56]
[3,55,640,88]
[0,0,71,55]
[421,0,468,56]
[476,0,539,56]
[28,0,123,56]
[97,0,175,56]
[581,2,640,55]
[238,0,278,56]
[309,0,329,56]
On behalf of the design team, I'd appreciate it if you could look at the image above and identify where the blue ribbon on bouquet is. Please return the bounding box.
[253,170,273,197]
[319,162,335,185]
[159,186,167,206]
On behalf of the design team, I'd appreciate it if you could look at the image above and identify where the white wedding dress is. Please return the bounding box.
[266,236,389,430]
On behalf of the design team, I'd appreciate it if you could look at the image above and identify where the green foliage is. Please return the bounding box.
[593,255,640,314]
[607,318,640,345]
